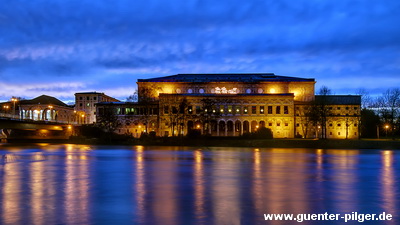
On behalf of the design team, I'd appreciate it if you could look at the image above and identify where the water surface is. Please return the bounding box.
[0,144,399,224]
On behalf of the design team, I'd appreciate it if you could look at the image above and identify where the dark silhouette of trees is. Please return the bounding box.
[199,98,220,135]
[97,107,121,133]
[375,88,400,139]
[310,86,333,139]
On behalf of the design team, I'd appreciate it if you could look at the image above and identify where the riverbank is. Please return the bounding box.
[135,137,400,150]
[68,137,400,149]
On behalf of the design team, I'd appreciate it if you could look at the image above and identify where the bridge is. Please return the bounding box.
[0,115,75,142]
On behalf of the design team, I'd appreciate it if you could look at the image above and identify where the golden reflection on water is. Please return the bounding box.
[329,150,359,213]
[30,155,48,225]
[381,150,396,224]
[64,145,90,225]
[1,158,22,225]
[252,149,263,220]
[194,150,205,222]
[134,146,146,223]
[212,151,241,225]
[152,148,178,225]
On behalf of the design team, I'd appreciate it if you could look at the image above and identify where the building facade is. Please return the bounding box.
[74,92,120,124]
[97,73,361,139]
[0,95,76,124]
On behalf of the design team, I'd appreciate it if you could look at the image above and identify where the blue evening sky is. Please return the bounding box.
[0,0,399,103]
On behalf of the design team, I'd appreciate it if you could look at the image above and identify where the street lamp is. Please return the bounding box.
[3,105,9,115]
[11,98,18,119]
[385,125,389,138]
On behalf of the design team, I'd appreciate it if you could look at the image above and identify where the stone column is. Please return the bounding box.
[217,121,220,136]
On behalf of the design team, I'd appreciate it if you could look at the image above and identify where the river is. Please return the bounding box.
[0,144,399,225]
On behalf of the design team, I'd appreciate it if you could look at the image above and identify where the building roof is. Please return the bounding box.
[159,93,294,97]
[138,73,315,83]
[75,92,104,95]
[19,95,69,107]
[315,95,361,105]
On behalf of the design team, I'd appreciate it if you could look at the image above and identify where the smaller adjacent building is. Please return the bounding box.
[74,92,120,124]
[0,95,76,124]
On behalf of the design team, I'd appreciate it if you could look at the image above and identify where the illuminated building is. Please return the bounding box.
[0,95,75,123]
[74,92,120,124]
[96,73,360,139]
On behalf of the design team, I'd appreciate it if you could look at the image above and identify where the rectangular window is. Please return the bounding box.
[188,106,193,114]
[164,106,169,114]
[219,106,224,114]
[268,106,272,114]
[354,107,358,110]
[87,97,89,100]
[296,123,300,127]
[284,106,288,114]
[196,106,201,114]
[269,122,272,126]
[276,106,281,114]
[94,97,97,101]
[285,123,288,126]
[260,106,264,114]
[172,106,178,114]
[79,97,83,100]
[228,105,232,114]
[337,107,341,110]
[277,122,281,126]
[243,106,248,114]
[252,106,257,114]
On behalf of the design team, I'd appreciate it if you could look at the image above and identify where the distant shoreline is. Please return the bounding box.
[3,138,400,150]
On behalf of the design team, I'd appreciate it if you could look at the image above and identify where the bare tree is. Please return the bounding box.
[356,88,372,109]
[311,86,333,139]
[297,105,314,138]
[376,88,400,139]
[199,98,220,135]
[126,89,138,102]
[97,108,121,133]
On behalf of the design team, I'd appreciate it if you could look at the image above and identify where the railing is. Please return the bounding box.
[0,113,78,125]
[0,113,21,120]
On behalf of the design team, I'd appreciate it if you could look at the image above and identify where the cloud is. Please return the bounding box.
[0,0,399,101]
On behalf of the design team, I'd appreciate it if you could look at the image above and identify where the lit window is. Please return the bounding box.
[276,106,281,114]
[252,106,256,114]
[260,106,264,114]
[86,103,90,107]
[258,88,263,93]
[244,107,248,114]
[284,106,288,114]
[246,89,252,94]
[270,88,276,93]
[199,89,204,93]
[188,89,193,93]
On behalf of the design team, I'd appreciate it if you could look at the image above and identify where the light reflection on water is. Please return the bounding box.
[0,145,399,225]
